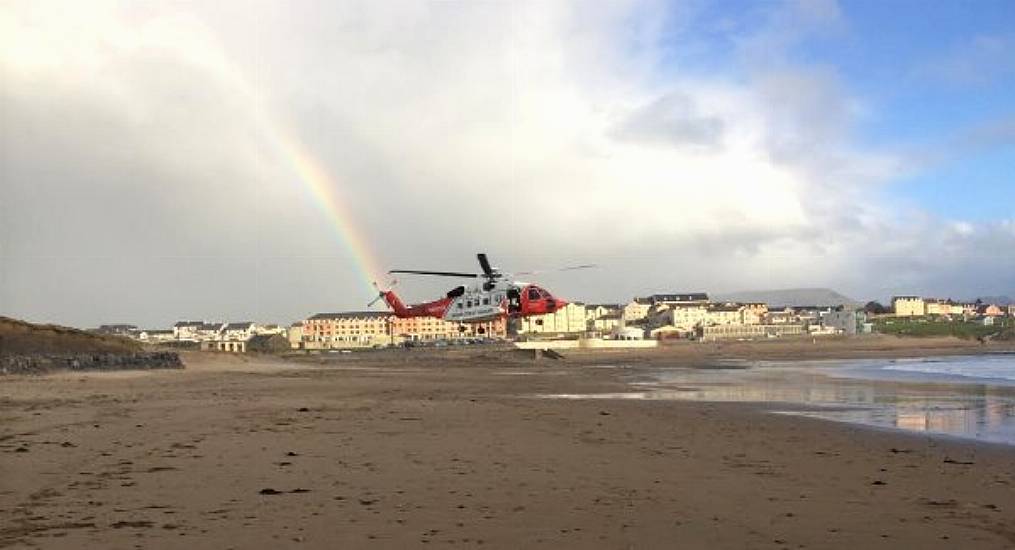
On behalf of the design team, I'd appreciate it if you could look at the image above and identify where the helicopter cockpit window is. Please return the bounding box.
[528,288,541,300]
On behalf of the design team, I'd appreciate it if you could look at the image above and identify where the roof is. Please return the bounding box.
[650,293,709,303]
[173,321,205,328]
[199,323,223,331]
[224,322,255,331]
[309,312,392,320]
[142,329,173,334]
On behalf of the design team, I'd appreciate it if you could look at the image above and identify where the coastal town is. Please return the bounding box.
[94,292,1015,353]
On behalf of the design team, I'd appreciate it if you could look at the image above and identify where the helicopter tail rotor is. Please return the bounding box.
[367,279,398,308]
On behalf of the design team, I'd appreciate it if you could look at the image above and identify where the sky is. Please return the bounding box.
[1,0,1013,328]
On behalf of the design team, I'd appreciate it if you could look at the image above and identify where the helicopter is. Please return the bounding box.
[369,253,594,325]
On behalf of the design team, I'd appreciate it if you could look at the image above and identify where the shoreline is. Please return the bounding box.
[3,341,1015,548]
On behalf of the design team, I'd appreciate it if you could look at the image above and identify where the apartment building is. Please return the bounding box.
[517,302,588,335]
[892,296,925,317]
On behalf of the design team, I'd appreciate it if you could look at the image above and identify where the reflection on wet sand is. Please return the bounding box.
[547,359,1015,445]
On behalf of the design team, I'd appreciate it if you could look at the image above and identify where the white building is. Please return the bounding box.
[518,302,588,335]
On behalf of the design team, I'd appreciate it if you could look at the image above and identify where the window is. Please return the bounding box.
[482,298,490,305]
[457,303,463,309]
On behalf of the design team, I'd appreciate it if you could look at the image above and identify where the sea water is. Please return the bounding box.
[545,354,1015,445]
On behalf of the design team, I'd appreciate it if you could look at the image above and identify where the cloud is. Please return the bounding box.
[0,0,1012,327]
[917,34,1015,87]
[611,92,725,149]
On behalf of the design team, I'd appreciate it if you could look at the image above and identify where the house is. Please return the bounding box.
[222,322,256,340]
[288,323,304,349]
[173,321,224,341]
[649,304,707,332]
[978,304,1004,317]
[590,311,623,333]
[95,324,138,336]
[138,329,175,342]
[623,298,652,322]
[821,306,867,335]
[173,321,205,340]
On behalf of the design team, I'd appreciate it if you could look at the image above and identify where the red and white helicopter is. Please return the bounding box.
[369,253,593,326]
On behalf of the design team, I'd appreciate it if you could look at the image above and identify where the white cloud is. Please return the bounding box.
[1,0,1012,326]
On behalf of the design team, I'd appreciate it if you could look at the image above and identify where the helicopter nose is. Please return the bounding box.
[554,298,568,309]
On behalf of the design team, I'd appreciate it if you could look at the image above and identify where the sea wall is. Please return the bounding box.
[0,352,183,375]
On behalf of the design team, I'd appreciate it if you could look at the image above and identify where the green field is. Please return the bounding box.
[875,316,1013,340]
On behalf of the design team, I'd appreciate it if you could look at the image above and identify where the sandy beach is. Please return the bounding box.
[3,339,1015,549]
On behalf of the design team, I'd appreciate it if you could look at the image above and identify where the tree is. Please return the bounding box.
[864,301,889,315]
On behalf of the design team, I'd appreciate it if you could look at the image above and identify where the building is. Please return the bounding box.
[892,296,925,317]
[95,324,138,336]
[302,312,392,349]
[977,304,1004,317]
[821,306,867,335]
[590,312,623,333]
[173,321,204,340]
[622,298,652,322]
[222,322,256,341]
[765,308,799,325]
[740,303,768,325]
[138,329,175,343]
[202,340,248,353]
[649,304,708,331]
[705,304,742,326]
[925,299,968,316]
[700,324,805,342]
[586,304,622,333]
[298,311,506,349]
[173,321,225,341]
[288,323,304,349]
[390,315,505,342]
[649,293,709,306]
[518,302,588,335]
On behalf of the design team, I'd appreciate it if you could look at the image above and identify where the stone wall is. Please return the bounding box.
[0,352,183,375]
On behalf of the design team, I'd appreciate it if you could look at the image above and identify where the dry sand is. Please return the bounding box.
[2,339,1015,549]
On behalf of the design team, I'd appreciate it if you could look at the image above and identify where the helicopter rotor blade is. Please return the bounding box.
[477,253,495,277]
[512,264,598,277]
[388,269,479,278]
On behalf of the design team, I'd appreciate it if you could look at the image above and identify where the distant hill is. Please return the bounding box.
[0,316,141,355]
[713,288,858,307]
[976,296,1014,305]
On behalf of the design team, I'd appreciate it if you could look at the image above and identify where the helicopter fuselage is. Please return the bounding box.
[382,281,566,324]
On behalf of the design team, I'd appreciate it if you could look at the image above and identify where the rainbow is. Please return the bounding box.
[271,133,385,296]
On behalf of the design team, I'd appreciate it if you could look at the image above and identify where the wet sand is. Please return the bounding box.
[2,344,1015,549]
